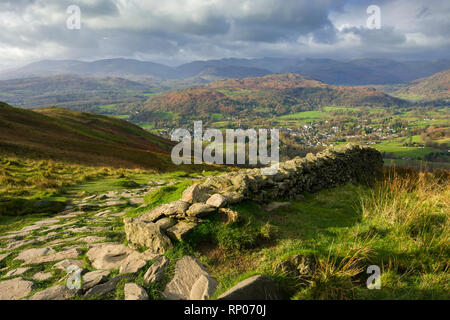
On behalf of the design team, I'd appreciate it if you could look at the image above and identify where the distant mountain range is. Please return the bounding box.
[2,57,450,85]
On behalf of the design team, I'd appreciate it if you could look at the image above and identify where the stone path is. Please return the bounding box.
[0,183,170,300]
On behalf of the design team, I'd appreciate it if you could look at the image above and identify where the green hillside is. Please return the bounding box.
[0,102,176,170]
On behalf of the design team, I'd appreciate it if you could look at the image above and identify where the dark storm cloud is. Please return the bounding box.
[0,0,448,69]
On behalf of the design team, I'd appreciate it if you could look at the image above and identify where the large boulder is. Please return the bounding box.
[217,275,282,300]
[163,256,217,300]
[124,218,173,253]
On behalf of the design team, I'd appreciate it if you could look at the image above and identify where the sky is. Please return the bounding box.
[0,0,449,69]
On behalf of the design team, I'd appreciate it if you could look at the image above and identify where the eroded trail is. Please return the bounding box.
[0,183,165,300]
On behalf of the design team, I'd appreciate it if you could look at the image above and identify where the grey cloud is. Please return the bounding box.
[0,0,448,68]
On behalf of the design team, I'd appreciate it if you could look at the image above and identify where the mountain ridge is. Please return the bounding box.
[2,57,450,85]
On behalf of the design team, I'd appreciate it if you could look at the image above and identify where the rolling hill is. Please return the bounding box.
[391,69,450,102]
[0,102,177,170]
[0,75,155,110]
[131,73,406,122]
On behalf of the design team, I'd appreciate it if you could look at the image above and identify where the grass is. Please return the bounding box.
[158,167,449,300]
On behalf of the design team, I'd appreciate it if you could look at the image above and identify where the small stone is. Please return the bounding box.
[186,203,216,218]
[0,277,34,300]
[143,256,168,284]
[206,194,227,208]
[124,283,149,300]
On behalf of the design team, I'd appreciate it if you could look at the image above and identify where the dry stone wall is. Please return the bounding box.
[124,144,383,253]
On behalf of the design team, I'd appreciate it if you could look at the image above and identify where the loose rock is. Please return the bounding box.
[124,283,149,300]
[143,256,168,284]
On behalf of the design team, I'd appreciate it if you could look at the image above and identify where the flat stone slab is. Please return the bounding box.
[82,270,110,291]
[4,239,37,251]
[29,285,79,300]
[84,275,129,298]
[77,236,106,244]
[25,247,82,265]
[33,219,60,226]
[163,256,217,300]
[0,277,35,300]
[33,272,53,281]
[86,243,158,274]
[15,247,56,264]
[5,267,31,277]
[124,283,149,300]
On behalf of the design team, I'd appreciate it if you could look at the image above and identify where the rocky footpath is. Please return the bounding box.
[0,183,167,300]
[124,144,383,253]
